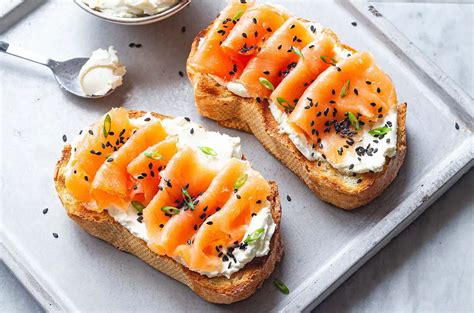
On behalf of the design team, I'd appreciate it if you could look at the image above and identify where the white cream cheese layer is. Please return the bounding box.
[79,47,126,96]
[96,115,275,278]
[82,0,179,18]
[270,103,397,173]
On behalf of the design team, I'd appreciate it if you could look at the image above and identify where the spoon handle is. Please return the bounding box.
[0,40,57,68]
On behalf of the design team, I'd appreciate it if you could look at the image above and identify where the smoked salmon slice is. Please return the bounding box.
[65,108,133,203]
[174,170,270,273]
[220,4,289,60]
[91,120,168,210]
[288,51,396,163]
[149,158,249,256]
[144,147,218,245]
[270,33,336,111]
[127,137,178,205]
[187,0,254,80]
[237,17,316,98]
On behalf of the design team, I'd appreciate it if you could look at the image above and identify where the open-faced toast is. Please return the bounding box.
[186,1,407,210]
[54,109,283,304]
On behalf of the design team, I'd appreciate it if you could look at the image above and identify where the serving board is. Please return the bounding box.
[0,1,472,312]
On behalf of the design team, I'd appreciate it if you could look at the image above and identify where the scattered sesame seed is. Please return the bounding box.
[62,134,67,142]
[179,71,184,77]
[52,233,58,238]
[129,43,135,48]
[455,122,460,130]
[42,208,48,214]
[206,221,213,225]
[351,21,357,26]
[181,26,186,33]
[286,195,292,202]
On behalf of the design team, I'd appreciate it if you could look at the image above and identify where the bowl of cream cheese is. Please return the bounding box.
[74,0,191,25]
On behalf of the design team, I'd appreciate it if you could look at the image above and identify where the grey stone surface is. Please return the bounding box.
[0,2,472,313]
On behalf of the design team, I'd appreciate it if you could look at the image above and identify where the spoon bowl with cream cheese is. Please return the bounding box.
[0,41,125,99]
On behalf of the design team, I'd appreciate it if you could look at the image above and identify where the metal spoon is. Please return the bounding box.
[0,40,113,99]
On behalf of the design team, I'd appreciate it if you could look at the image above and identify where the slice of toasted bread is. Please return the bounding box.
[54,110,283,304]
[187,23,407,210]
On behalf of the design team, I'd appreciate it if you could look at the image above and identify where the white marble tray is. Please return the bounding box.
[0,1,472,312]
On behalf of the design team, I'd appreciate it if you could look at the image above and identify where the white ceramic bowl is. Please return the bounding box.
[74,0,191,25]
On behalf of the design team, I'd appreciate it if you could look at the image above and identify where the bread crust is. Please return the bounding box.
[54,110,283,304]
[187,23,407,210]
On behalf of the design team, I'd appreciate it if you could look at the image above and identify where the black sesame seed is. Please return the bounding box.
[193,224,198,230]
[184,117,190,122]
[377,87,381,93]
[242,32,247,38]
[236,194,241,199]
[84,176,89,182]
[62,134,67,142]
[129,43,135,48]
[179,71,184,77]
[107,157,114,162]
[135,43,142,48]
[181,26,186,33]
[190,128,194,134]
[206,221,213,225]
[351,22,357,26]
[286,195,292,202]
[52,233,58,238]
[159,224,164,228]
[88,130,94,135]
[455,122,460,130]
[357,178,362,184]
[42,208,48,214]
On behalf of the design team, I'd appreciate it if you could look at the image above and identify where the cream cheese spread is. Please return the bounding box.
[79,46,126,96]
[82,0,179,18]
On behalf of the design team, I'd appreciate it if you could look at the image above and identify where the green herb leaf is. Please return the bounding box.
[131,200,146,213]
[291,46,304,59]
[244,228,265,244]
[276,97,295,112]
[232,9,244,21]
[348,112,360,130]
[161,206,180,215]
[103,114,111,138]
[274,279,290,295]
[340,80,350,98]
[369,126,391,136]
[320,55,337,66]
[144,151,163,160]
[233,174,248,191]
[181,187,195,211]
[259,77,274,91]
[198,146,217,156]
